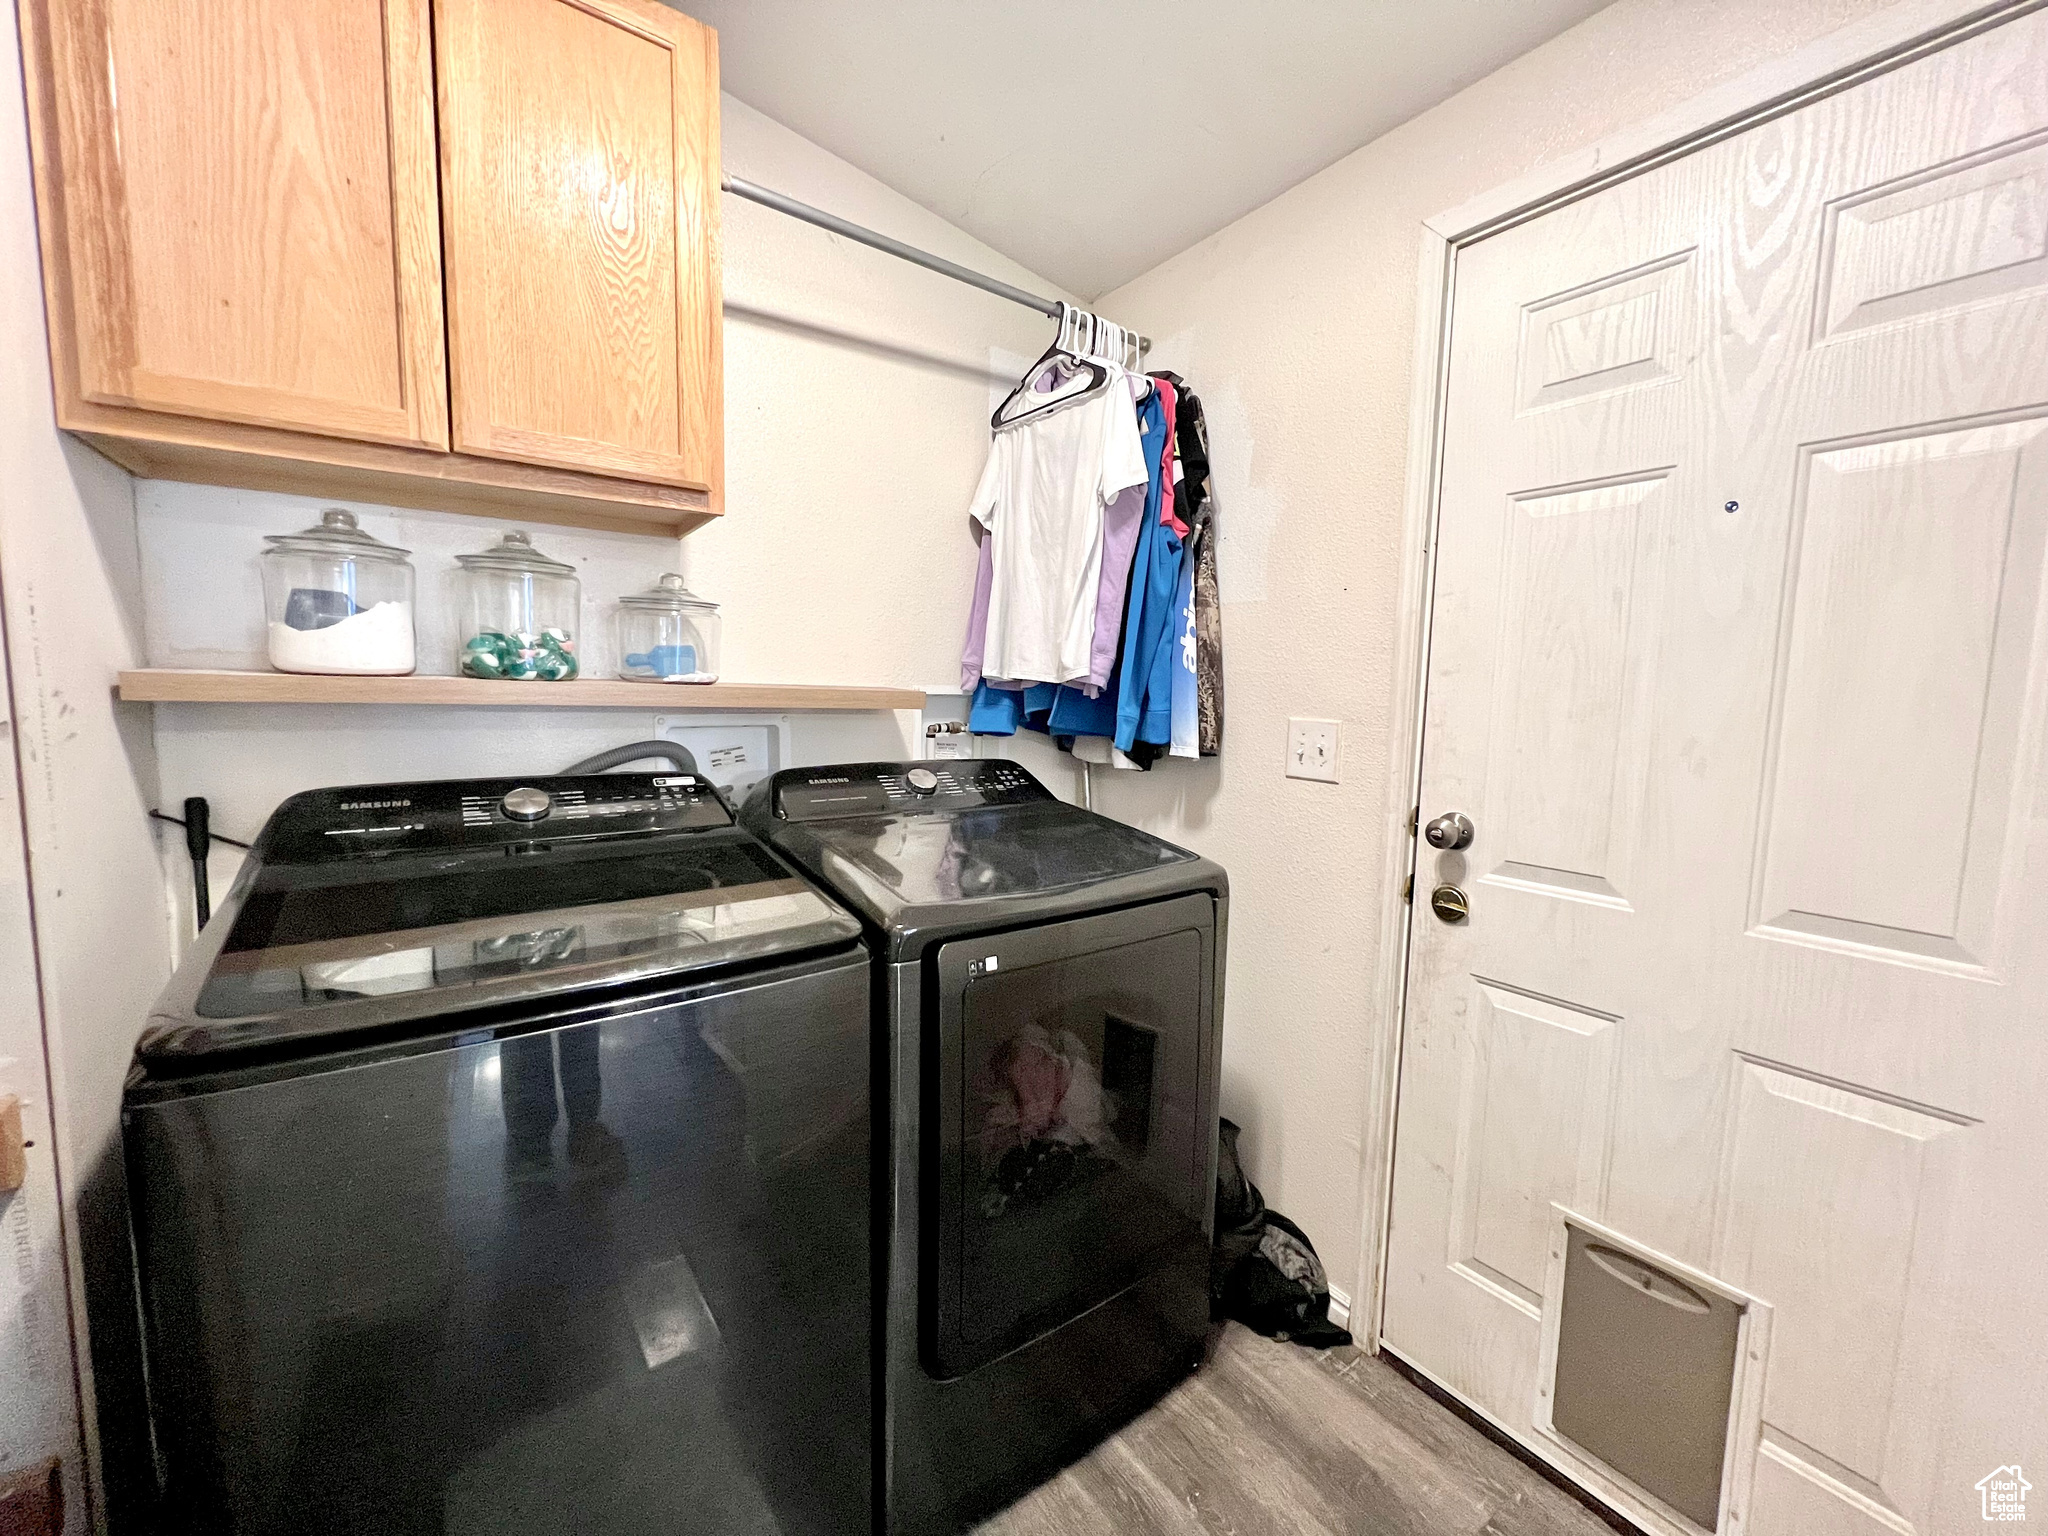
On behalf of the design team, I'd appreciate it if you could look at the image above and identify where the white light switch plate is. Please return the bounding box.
[1287,718,1341,782]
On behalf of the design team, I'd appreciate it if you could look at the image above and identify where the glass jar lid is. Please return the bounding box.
[455,529,578,577]
[261,508,411,562]
[617,573,718,613]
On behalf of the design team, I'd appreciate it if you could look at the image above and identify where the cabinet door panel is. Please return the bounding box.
[437,0,722,491]
[32,0,448,448]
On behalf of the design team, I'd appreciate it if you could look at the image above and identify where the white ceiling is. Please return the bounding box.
[675,0,1613,299]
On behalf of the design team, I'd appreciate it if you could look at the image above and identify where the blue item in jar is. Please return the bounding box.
[626,644,697,676]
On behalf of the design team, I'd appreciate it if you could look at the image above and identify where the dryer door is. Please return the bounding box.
[928,893,1215,1379]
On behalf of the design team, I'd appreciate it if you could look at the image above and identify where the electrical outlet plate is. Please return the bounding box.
[1287,717,1341,783]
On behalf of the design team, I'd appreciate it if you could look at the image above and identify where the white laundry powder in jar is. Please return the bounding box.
[267,600,416,675]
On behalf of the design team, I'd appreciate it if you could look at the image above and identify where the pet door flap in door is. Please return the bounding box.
[1546,1218,1750,1531]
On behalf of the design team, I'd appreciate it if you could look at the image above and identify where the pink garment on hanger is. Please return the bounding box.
[1152,379,1187,537]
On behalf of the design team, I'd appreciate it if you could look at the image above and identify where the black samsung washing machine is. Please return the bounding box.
[125,773,873,1536]
[742,759,1227,1535]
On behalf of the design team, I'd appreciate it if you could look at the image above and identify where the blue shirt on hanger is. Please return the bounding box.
[1115,396,1183,752]
[968,680,1058,735]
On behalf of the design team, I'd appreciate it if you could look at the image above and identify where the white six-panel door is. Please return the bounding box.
[1383,11,2048,1535]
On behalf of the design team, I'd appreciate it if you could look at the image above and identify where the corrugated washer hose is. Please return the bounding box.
[559,740,701,776]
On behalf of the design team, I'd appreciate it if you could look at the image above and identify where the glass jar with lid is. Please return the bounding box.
[614,575,720,682]
[260,509,417,675]
[454,530,581,681]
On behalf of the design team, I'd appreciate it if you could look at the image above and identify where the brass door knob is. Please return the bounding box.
[1430,884,1469,923]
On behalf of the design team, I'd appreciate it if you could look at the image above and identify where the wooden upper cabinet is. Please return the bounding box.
[19,0,723,532]
[24,0,449,449]
[436,0,723,495]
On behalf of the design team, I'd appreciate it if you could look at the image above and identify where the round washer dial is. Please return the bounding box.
[500,786,552,822]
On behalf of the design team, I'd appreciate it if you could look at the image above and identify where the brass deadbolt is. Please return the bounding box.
[1429,883,1470,924]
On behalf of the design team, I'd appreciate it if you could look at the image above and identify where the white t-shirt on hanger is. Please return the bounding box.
[969,368,1150,687]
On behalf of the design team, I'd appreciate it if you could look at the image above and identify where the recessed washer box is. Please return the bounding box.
[655,713,789,803]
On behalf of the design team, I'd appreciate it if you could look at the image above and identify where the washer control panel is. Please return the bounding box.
[259,773,730,862]
[770,760,1052,822]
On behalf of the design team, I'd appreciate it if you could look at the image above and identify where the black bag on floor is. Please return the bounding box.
[1211,1118,1352,1349]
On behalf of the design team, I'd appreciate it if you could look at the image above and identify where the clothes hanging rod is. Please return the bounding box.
[721,174,1150,357]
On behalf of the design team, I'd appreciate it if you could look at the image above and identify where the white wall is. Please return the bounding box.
[1084,0,1924,1312]
[0,635,91,1527]
[0,7,161,1522]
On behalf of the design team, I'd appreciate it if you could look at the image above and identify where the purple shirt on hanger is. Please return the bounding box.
[1085,481,1146,692]
[960,529,996,693]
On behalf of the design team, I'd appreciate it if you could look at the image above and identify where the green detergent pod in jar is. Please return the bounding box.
[454,533,581,682]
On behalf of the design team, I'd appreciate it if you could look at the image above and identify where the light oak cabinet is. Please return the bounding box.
[19,0,723,535]
[29,0,448,450]
[438,0,721,493]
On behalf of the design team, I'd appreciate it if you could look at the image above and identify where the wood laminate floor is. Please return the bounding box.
[975,1324,1628,1536]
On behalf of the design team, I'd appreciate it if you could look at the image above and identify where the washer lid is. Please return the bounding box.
[144,827,859,1060]
[808,801,1194,916]
[766,803,1207,963]
[743,762,1223,957]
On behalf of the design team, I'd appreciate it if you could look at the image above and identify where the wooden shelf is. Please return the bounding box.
[117,669,925,712]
